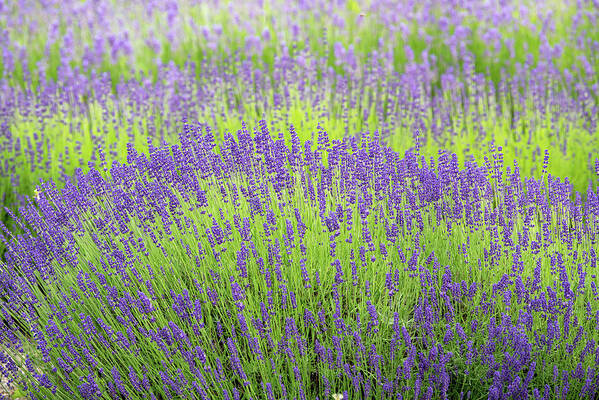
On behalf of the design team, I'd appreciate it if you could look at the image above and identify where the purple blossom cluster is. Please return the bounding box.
[1,44,597,213]
[1,0,599,398]
[1,2,597,259]
[0,121,598,399]
[1,0,597,86]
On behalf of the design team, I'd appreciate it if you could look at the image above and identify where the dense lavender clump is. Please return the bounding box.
[2,0,598,90]
[1,1,599,399]
[1,48,597,268]
[1,0,598,270]
[0,122,597,399]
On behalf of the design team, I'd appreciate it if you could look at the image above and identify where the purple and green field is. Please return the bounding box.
[1,0,599,399]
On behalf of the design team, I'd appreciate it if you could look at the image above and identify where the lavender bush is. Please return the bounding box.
[0,122,598,399]
[2,49,598,264]
[2,1,598,244]
[1,0,599,399]
[1,0,598,89]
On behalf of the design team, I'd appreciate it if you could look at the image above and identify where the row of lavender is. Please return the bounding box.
[3,43,597,137]
[2,0,598,257]
[1,0,599,399]
[1,49,597,215]
[2,0,597,86]
[0,122,598,398]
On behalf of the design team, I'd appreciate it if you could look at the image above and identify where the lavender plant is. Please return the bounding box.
[1,0,599,399]
[2,49,598,264]
[1,0,598,91]
[0,122,598,399]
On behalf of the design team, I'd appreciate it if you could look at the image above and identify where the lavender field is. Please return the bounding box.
[1,0,599,399]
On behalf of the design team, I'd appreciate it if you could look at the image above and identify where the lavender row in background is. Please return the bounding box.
[1,48,597,199]
[1,0,597,91]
